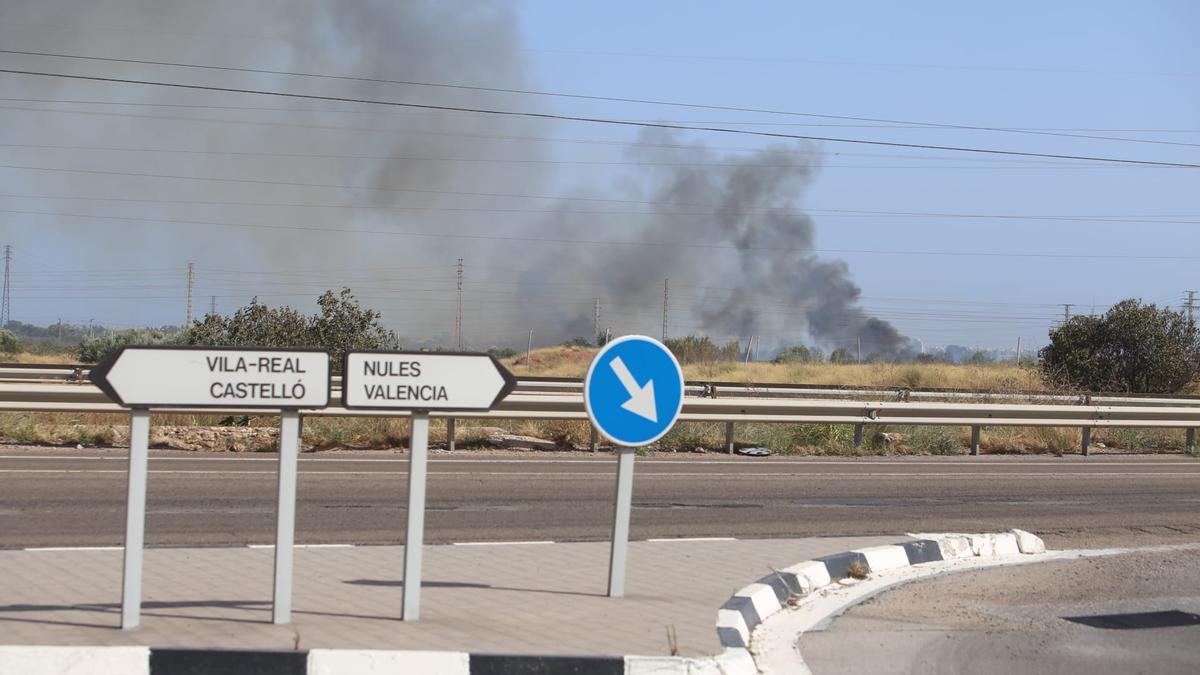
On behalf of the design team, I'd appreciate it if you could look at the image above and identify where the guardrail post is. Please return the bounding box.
[1081,427,1091,456]
[1188,428,1196,453]
[446,418,456,452]
[725,422,735,454]
[853,423,864,448]
[590,427,599,453]
[970,425,981,456]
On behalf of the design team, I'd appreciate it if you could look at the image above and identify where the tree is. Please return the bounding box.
[772,344,812,364]
[310,289,399,366]
[1040,299,1200,393]
[180,289,398,373]
[79,328,181,362]
[829,348,854,364]
[0,329,20,354]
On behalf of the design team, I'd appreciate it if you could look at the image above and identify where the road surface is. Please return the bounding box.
[2,447,1198,549]
[799,547,1200,675]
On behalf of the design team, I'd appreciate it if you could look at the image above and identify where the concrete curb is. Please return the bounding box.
[714,529,1047,665]
[1,532,1045,675]
[0,646,626,675]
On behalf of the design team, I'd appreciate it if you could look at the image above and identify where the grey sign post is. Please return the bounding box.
[342,351,517,620]
[583,336,685,598]
[90,346,330,629]
[120,408,150,630]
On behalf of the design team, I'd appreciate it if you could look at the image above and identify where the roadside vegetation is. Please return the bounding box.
[2,295,1197,456]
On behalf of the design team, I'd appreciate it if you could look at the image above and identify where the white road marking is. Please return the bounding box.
[647,537,738,542]
[451,540,555,546]
[24,546,123,551]
[2,454,1197,467]
[2,469,1200,479]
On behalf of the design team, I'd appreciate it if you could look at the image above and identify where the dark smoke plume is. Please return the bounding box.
[3,1,910,356]
[523,129,912,357]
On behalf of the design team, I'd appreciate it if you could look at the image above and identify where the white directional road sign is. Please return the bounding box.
[343,351,517,411]
[90,346,330,409]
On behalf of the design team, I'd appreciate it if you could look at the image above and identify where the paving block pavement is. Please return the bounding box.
[0,536,903,658]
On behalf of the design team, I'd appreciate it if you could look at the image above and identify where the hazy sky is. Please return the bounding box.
[2,0,1198,352]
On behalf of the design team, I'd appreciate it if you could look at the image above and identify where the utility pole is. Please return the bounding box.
[1185,290,1197,324]
[210,296,216,316]
[1015,336,1022,365]
[857,336,862,363]
[1,244,11,328]
[753,336,760,362]
[1061,303,1073,322]
[593,298,601,344]
[185,262,194,325]
[454,258,464,350]
[661,278,669,342]
[525,330,533,366]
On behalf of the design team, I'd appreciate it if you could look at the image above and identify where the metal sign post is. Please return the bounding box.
[272,410,301,624]
[90,346,330,629]
[342,351,516,620]
[402,412,430,620]
[583,336,684,598]
[120,408,150,629]
[607,447,636,597]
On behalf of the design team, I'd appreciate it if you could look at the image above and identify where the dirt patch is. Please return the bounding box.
[150,425,279,452]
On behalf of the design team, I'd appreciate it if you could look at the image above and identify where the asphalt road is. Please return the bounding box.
[2,447,1199,549]
[800,547,1200,675]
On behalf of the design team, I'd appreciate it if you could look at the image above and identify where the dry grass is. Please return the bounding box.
[2,352,77,364]
[0,348,1189,456]
[505,346,1041,391]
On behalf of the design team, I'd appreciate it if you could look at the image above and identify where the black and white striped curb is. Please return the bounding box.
[715,529,1047,651]
[0,647,639,675]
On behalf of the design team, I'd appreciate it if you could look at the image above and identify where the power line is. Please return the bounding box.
[5,207,1198,260]
[6,96,1200,133]
[2,191,1196,226]
[2,49,1194,148]
[2,67,1196,168]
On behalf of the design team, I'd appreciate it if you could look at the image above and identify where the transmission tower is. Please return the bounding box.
[1,245,11,327]
[455,258,464,350]
[185,262,194,325]
[661,278,669,342]
[593,297,601,344]
[1185,290,1197,324]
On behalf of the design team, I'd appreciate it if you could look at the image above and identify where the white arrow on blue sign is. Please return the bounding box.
[584,335,684,447]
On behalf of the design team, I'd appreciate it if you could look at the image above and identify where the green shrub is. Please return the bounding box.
[0,329,19,354]
[79,328,181,363]
[1040,299,1200,393]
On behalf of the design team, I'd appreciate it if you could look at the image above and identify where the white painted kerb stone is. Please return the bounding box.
[853,545,910,572]
[783,560,832,594]
[0,646,149,675]
[716,608,751,644]
[736,582,782,622]
[308,649,469,675]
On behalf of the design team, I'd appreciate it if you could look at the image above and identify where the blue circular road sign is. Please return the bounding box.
[584,335,684,447]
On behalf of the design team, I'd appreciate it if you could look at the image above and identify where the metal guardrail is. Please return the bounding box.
[2,380,1198,455]
[4,364,1200,407]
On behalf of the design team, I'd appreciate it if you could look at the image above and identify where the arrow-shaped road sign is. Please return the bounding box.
[609,356,657,423]
[90,346,330,409]
[343,351,516,411]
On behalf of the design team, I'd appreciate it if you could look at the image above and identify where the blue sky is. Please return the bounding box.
[514,1,1200,348]
[1,0,1197,351]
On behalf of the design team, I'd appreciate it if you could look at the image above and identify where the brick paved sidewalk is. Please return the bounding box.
[0,536,902,657]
